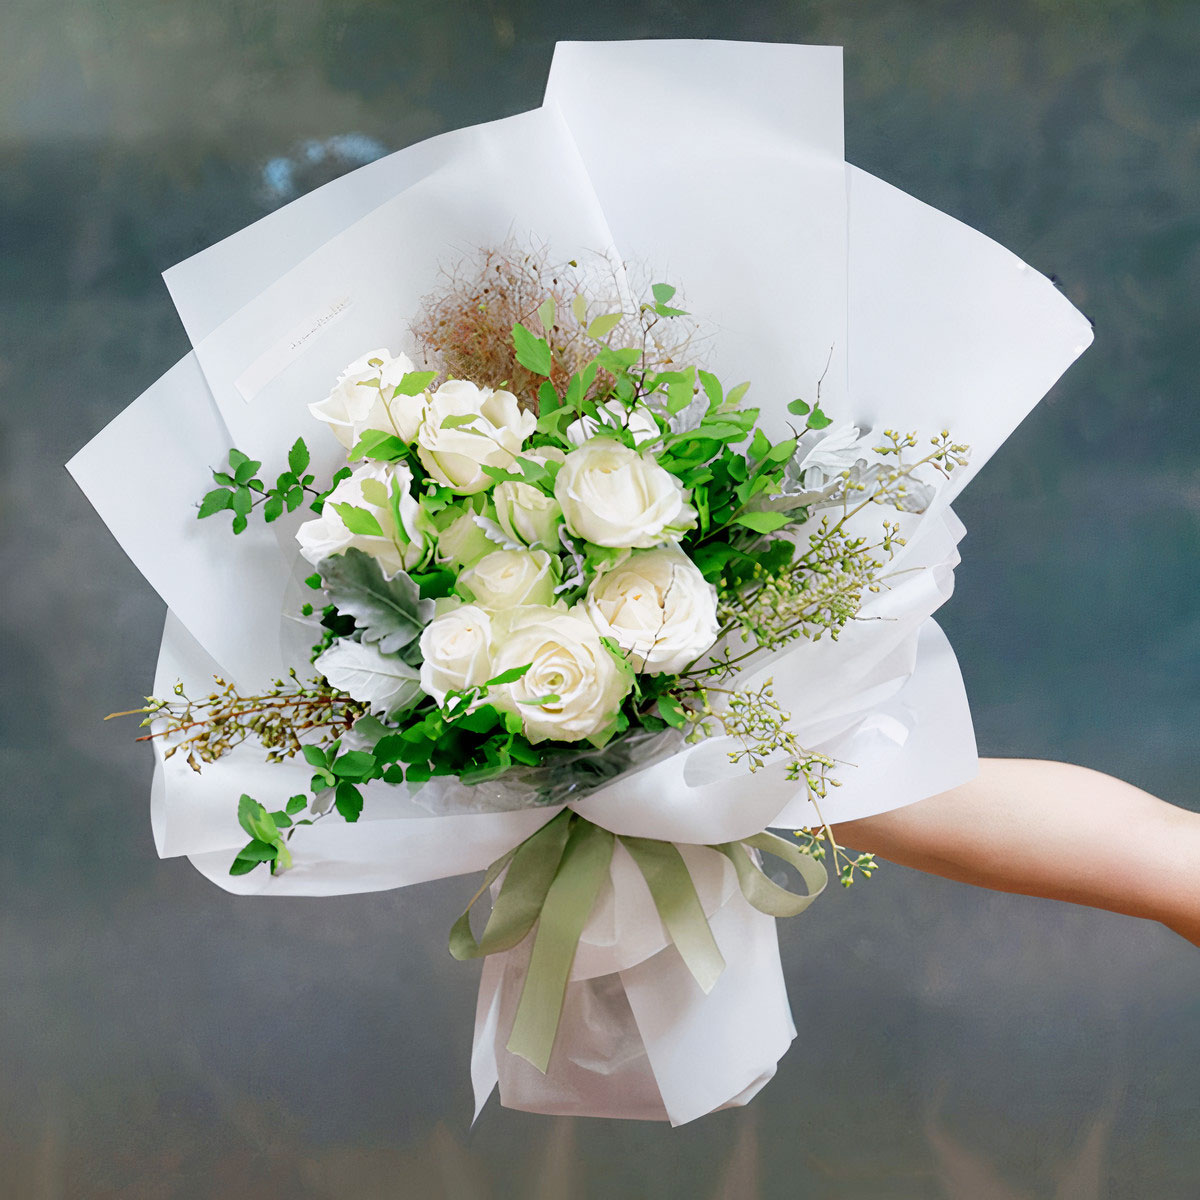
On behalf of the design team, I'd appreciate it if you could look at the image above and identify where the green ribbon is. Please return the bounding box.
[617,835,726,993]
[712,832,828,918]
[506,819,614,1071]
[449,809,573,961]
[450,814,827,1074]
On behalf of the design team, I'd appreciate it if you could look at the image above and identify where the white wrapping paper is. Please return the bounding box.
[67,40,1093,1122]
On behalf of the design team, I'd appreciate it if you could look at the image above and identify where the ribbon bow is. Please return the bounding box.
[450,810,826,1072]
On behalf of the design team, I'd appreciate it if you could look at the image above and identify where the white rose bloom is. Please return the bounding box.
[586,546,720,674]
[555,438,697,548]
[296,460,429,578]
[488,605,632,745]
[418,604,493,705]
[493,481,562,548]
[459,549,556,610]
[308,349,428,449]
[565,400,660,449]
[416,380,536,494]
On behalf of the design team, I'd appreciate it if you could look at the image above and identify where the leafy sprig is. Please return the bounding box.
[198,439,345,533]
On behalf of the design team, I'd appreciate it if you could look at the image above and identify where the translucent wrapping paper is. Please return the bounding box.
[68,41,1092,1123]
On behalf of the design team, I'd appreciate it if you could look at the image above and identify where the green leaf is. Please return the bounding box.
[350,430,409,461]
[317,548,434,654]
[658,695,688,729]
[301,745,328,769]
[211,471,234,486]
[537,379,561,415]
[454,704,502,734]
[331,750,376,780]
[230,840,277,874]
[263,494,283,523]
[304,572,322,590]
[733,510,792,534]
[359,478,390,508]
[698,370,722,410]
[586,312,623,340]
[787,398,811,417]
[666,367,696,415]
[512,322,552,376]
[393,370,437,397]
[231,514,248,535]
[237,794,278,844]
[288,438,310,476]
[764,437,798,464]
[440,413,482,430]
[269,810,292,829]
[594,346,641,372]
[726,381,751,409]
[331,503,384,537]
[536,406,573,440]
[748,429,771,463]
[198,489,232,519]
[228,448,249,471]
[651,282,677,305]
[335,780,363,822]
[231,486,253,517]
[537,296,556,332]
[571,293,588,324]
[485,663,532,687]
[286,794,308,816]
[233,458,262,485]
[806,406,834,430]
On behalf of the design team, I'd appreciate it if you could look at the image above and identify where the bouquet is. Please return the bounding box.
[68,41,1092,1125]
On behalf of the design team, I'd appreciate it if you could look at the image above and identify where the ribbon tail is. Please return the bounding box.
[506,819,614,1073]
[714,832,827,917]
[619,835,726,994]
[449,809,572,960]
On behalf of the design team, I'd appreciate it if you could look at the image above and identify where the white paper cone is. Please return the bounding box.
[472,881,793,1126]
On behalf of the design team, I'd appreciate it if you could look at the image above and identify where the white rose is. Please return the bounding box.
[296,460,430,578]
[488,605,632,745]
[309,349,429,448]
[586,546,720,674]
[493,481,562,548]
[566,400,660,449]
[418,604,493,705]
[416,380,536,494]
[555,438,697,548]
[459,549,556,610]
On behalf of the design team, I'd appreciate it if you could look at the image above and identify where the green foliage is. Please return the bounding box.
[230,793,295,876]
[512,322,552,376]
[198,440,321,533]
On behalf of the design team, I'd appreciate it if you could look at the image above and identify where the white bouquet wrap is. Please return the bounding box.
[68,41,1092,1124]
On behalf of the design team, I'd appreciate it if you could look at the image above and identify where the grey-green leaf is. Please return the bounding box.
[316,548,434,654]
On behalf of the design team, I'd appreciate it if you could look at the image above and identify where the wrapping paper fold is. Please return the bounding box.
[67,40,1093,1122]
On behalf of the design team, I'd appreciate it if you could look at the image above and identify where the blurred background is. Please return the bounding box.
[1,1,1198,1196]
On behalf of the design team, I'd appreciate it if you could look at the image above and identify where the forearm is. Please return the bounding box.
[832,758,1200,945]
